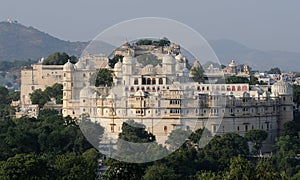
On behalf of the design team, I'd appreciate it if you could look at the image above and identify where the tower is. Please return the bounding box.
[271,76,294,134]
[62,60,75,117]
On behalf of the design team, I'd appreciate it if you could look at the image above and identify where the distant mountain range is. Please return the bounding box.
[0,21,87,61]
[209,39,300,72]
[0,21,299,72]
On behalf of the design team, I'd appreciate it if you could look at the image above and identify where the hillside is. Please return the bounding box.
[0,21,87,61]
[209,39,300,72]
[0,21,299,72]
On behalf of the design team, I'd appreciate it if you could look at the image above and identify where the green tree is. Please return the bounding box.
[42,52,77,65]
[267,67,281,74]
[136,54,161,66]
[203,133,249,171]
[0,86,10,105]
[143,164,179,180]
[165,128,191,151]
[90,69,113,87]
[255,159,280,180]
[109,54,123,68]
[30,89,49,107]
[191,66,205,83]
[103,120,158,179]
[283,121,300,137]
[245,130,268,154]
[53,153,96,179]
[0,154,50,179]
[273,135,300,178]
[293,84,300,107]
[225,76,249,84]
[226,156,253,180]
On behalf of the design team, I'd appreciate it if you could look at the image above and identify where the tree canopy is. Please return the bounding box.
[30,83,63,107]
[90,69,113,87]
[267,67,281,74]
[42,52,77,65]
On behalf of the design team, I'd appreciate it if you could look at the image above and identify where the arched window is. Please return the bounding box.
[159,78,163,85]
[147,78,151,85]
[237,86,241,91]
[152,78,156,85]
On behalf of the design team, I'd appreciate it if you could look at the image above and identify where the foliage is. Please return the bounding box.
[0,60,34,71]
[255,159,281,180]
[0,154,50,179]
[109,54,123,68]
[0,109,100,179]
[191,66,205,83]
[90,69,113,87]
[225,76,249,84]
[226,156,253,180]
[30,83,63,107]
[283,121,300,137]
[245,130,268,154]
[293,84,300,107]
[202,133,249,171]
[42,52,77,65]
[53,152,98,179]
[165,128,191,151]
[136,53,162,66]
[267,67,281,74]
[272,134,300,178]
[143,164,180,180]
[135,37,170,47]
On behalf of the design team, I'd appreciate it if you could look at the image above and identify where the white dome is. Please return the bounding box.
[228,60,237,67]
[63,60,75,71]
[175,53,184,61]
[123,55,135,64]
[80,86,96,98]
[114,60,123,69]
[162,54,175,64]
[272,80,292,95]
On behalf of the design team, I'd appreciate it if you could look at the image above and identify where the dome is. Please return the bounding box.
[114,60,123,69]
[228,60,237,67]
[75,59,86,69]
[63,60,75,71]
[272,80,292,95]
[80,86,96,98]
[123,55,135,64]
[175,53,184,61]
[162,54,175,64]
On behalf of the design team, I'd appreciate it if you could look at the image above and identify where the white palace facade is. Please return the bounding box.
[61,51,293,150]
[17,42,294,150]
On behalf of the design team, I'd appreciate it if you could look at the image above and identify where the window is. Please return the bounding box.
[152,78,156,85]
[159,78,163,85]
[245,125,248,132]
[237,126,240,131]
[134,78,138,85]
[164,126,167,132]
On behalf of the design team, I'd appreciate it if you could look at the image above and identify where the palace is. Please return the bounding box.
[18,42,294,151]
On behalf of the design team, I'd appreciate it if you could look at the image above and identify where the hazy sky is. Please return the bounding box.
[1,0,299,53]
